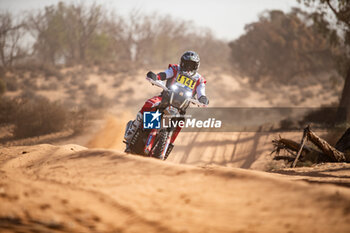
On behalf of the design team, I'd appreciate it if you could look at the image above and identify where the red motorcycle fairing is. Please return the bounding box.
[144,129,157,155]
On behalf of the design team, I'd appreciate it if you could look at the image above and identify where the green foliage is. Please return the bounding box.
[229,8,341,84]
[86,33,113,63]
[30,2,105,65]
[23,2,229,70]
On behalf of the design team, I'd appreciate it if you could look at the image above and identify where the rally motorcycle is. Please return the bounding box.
[123,76,207,160]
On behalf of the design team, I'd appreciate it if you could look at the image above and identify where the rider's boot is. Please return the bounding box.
[124,112,143,153]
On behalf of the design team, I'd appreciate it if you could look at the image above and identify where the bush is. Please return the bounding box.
[68,108,89,135]
[0,97,20,125]
[12,97,68,138]
[299,106,339,128]
[20,89,37,99]
[0,79,6,96]
[4,77,19,92]
[40,81,58,90]
[22,77,38,90]
[42,65,64,80]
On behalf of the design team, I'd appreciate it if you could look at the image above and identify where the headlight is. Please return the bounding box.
[171,85,178,91]
[185,91,192,97]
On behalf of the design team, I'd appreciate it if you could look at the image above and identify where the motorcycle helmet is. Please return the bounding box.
[180,51,200,77]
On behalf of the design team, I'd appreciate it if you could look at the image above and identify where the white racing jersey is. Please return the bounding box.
[162,64,206,99]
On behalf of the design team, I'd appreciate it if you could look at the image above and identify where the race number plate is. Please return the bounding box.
[176,74,195,89]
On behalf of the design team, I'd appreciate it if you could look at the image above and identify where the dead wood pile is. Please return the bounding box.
[271,126,350,167]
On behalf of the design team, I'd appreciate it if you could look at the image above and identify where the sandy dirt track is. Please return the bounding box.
[1,144,350,233]
[83,114,300,170]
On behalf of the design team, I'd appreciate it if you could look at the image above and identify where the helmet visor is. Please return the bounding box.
[181,60,199,72]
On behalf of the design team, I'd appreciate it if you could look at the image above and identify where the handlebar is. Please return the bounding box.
[188,98,207,107]
[146,77,207,107]
[147,78,169,91]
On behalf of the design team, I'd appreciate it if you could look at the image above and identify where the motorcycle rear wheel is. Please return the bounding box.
[129,128,146,155]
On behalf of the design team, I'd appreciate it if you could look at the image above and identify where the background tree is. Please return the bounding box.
[27,3,70,65]
[0,12,27,70]
[228,8,341,85]
[27,2,105,65]
[121,11,229,69]
[297,0,350,122]
[13,2,230,70]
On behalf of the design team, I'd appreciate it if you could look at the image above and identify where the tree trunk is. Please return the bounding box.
[337,66,350,123]
[335,128,350,152]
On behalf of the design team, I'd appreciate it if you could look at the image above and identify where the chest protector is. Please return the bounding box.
[166,64,206,97]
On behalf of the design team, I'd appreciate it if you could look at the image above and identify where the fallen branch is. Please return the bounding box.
[272,138,315,156]
[305,127,346,162]
[271,126,350,166]
[292,127,308,168]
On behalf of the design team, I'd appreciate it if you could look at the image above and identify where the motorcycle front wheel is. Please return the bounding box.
[152,130,169,160]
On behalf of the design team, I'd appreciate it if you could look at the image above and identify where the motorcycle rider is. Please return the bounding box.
[124,51,209,153]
